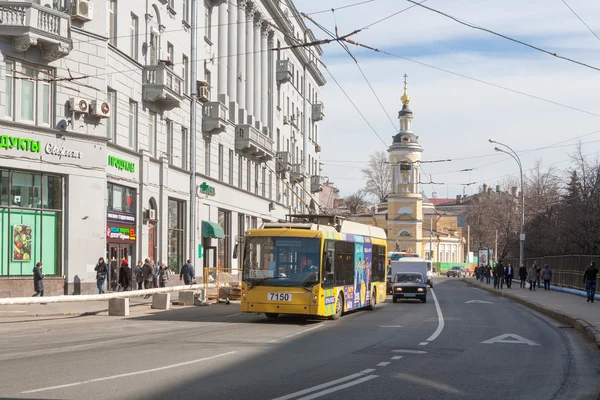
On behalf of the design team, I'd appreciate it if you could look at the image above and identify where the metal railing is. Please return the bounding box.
[203,268,242,300]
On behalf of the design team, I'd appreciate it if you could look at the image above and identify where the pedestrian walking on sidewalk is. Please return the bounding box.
[159,263,169,288]
[541,264,552,291]
[152,259,159,289]
[485,265,491,285]
[32,262,44,297]
[528,263,539,291]
[505,263,514,288]
[496,262,505,289]
[583,261,598,303]
[134,260,143,290]
[519,264,527,288]
[118,259,132,291]
[95,257,108,294]
[533,261,541,288]
[180,259,195,285]
[142,258,154,298]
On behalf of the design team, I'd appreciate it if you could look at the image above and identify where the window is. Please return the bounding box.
[109,0,117,46]
[166,119,174,164]
[269,171,272,200]
[246,159,251,191]
[183,0,189,23]
[182,55,189,95]
[107,183,136,214]
[238,156,243,188]
[169,0,175,9]
[4,61,53,126]
[372,245,386,282]
[205,2,212,40]
[218,209,231,270]
[106,89,117,141]
[254,163,259,195]
[0,170,63,277]
[130,13,138,60]
[181,127,188,170]
[238,213,245,237]
[148,112,157,157]
[205,68,212,99]
[276,128,280,152]
[218,144,224,181]
[204,138,211,176]
[334,241,355,286]
[167,42,174,67]
[228,150,234,185]
[262,167,266,197]
[128,100,137,149]
[168,199,185,273]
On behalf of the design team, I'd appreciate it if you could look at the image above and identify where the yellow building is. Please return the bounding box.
[351,82,466,263]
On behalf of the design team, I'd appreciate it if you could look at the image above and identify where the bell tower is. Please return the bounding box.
[387,75,423,254]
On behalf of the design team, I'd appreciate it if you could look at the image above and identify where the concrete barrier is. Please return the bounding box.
[178,291,195,305]
[108,298,129,316]
[0,284,215,305]
[152,293,170,310]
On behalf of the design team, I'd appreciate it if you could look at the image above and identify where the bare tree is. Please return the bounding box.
[344,191,369,215]
[362,151,392,203]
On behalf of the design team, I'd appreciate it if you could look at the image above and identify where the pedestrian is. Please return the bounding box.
[583,261,598,303]
[534,261,541,288]
[118,259,132,291]
[142,258,154,298]
[180,259,195,285]
[95,257,108,294]
[541,264,552,291]
[32,262,44,297]
[485,265,491,285]
[528,263,539,291]
[159,263,169,288]
[492,264,498,288]
[134,260,144,290]
[152,259,159,289]
[479,265,485,283]
[519,264,527,288]
[496,262,505,289]
[505,263,514,288]
[110,258,118,291]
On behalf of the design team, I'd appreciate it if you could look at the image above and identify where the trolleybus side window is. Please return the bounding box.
[323,240,335,288]
[334,241,354,286]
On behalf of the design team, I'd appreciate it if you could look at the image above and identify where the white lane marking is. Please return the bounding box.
[21,351,236,394]
[418,342,429,346]
[269,324,323,343]
[425,289,444,342]
[295,375,379,400]
[380,325,402,328]
[465,300,492,304]
[481,333,540,346]
[377,362,390,367]
[224,313,243,318]
[391,356,403,360]
[392,349,427,354]
[272,370,373,400]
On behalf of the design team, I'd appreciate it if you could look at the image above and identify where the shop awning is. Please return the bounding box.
[202,221,225,238]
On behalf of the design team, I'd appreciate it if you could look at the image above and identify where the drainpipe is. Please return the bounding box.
[189,0,198,268]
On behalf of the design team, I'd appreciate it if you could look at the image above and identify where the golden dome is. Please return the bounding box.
[401,87,410,105]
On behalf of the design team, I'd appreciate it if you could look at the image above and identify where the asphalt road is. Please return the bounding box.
[1,277,599,400]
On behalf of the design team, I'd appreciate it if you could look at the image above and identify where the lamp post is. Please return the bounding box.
[489,139,525,270]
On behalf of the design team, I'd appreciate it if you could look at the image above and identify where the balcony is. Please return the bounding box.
[202,101,228,135]
[276,60,292,84]
[312,102,324,121]
[290,163,306,184]
[0,2,72,61]
[276,151,292,173]
[310,175,323,193]
[235,124,274,162]
[142,63,183,111]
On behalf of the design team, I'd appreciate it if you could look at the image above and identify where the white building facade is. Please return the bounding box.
[0,0,325,297]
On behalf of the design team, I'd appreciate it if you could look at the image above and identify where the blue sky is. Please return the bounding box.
[294,0,600,200]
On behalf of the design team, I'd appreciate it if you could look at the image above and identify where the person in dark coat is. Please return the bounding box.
[95,257,108,294]
[118,259,132,291]
[519,264,527,288]
[180,259,195,285]
[583,261,598,303]
[505,263,514,288]
[134,260,144,290]
[142,258,154,298]
[32,262,44,297]
[541,264,553,291]
[496,262,505,289]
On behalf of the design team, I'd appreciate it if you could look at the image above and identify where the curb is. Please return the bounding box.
[465,279,600,350]
[0,311,102,318]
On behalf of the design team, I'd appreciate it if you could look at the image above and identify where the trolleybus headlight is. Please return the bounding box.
[312,294,317,304]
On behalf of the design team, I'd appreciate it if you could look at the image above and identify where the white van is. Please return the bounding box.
[389,258,434,288]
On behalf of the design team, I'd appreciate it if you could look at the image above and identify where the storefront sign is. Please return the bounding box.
[199,182,216,196]
[107,211,135,224]
[45,143,82,159]
[106,225,136,242]
[108,155,135,173]
[0,135,40,153]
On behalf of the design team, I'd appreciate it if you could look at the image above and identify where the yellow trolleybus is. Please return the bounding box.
[238,215,388,320]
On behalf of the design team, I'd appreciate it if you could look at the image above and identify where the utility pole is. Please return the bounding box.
[189,0,198,268]
[467,225,470,262]
[429,216,433,261]
[495,229,498,265]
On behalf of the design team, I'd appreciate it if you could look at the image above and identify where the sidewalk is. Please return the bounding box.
[465,278,600,350]
[0,296,169,318]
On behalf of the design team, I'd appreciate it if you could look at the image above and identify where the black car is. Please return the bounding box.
[392,272,427,303]
[447,266,465,278]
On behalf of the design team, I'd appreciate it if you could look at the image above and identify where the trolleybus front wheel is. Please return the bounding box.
[331,292,344,320]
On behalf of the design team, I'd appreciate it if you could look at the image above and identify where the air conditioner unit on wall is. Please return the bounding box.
[146,209,156,221]
[71,0,93,21]
[90,100,110,118]
[69,97,89,114]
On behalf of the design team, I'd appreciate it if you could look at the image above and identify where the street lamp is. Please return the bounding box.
[489,139,525,270]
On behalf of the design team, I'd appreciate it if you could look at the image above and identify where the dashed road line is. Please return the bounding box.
[268,324,323,343]
[391,356,403,360]
[272,370,377,400]
[376,362,390,367]
[418,342,429,346]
